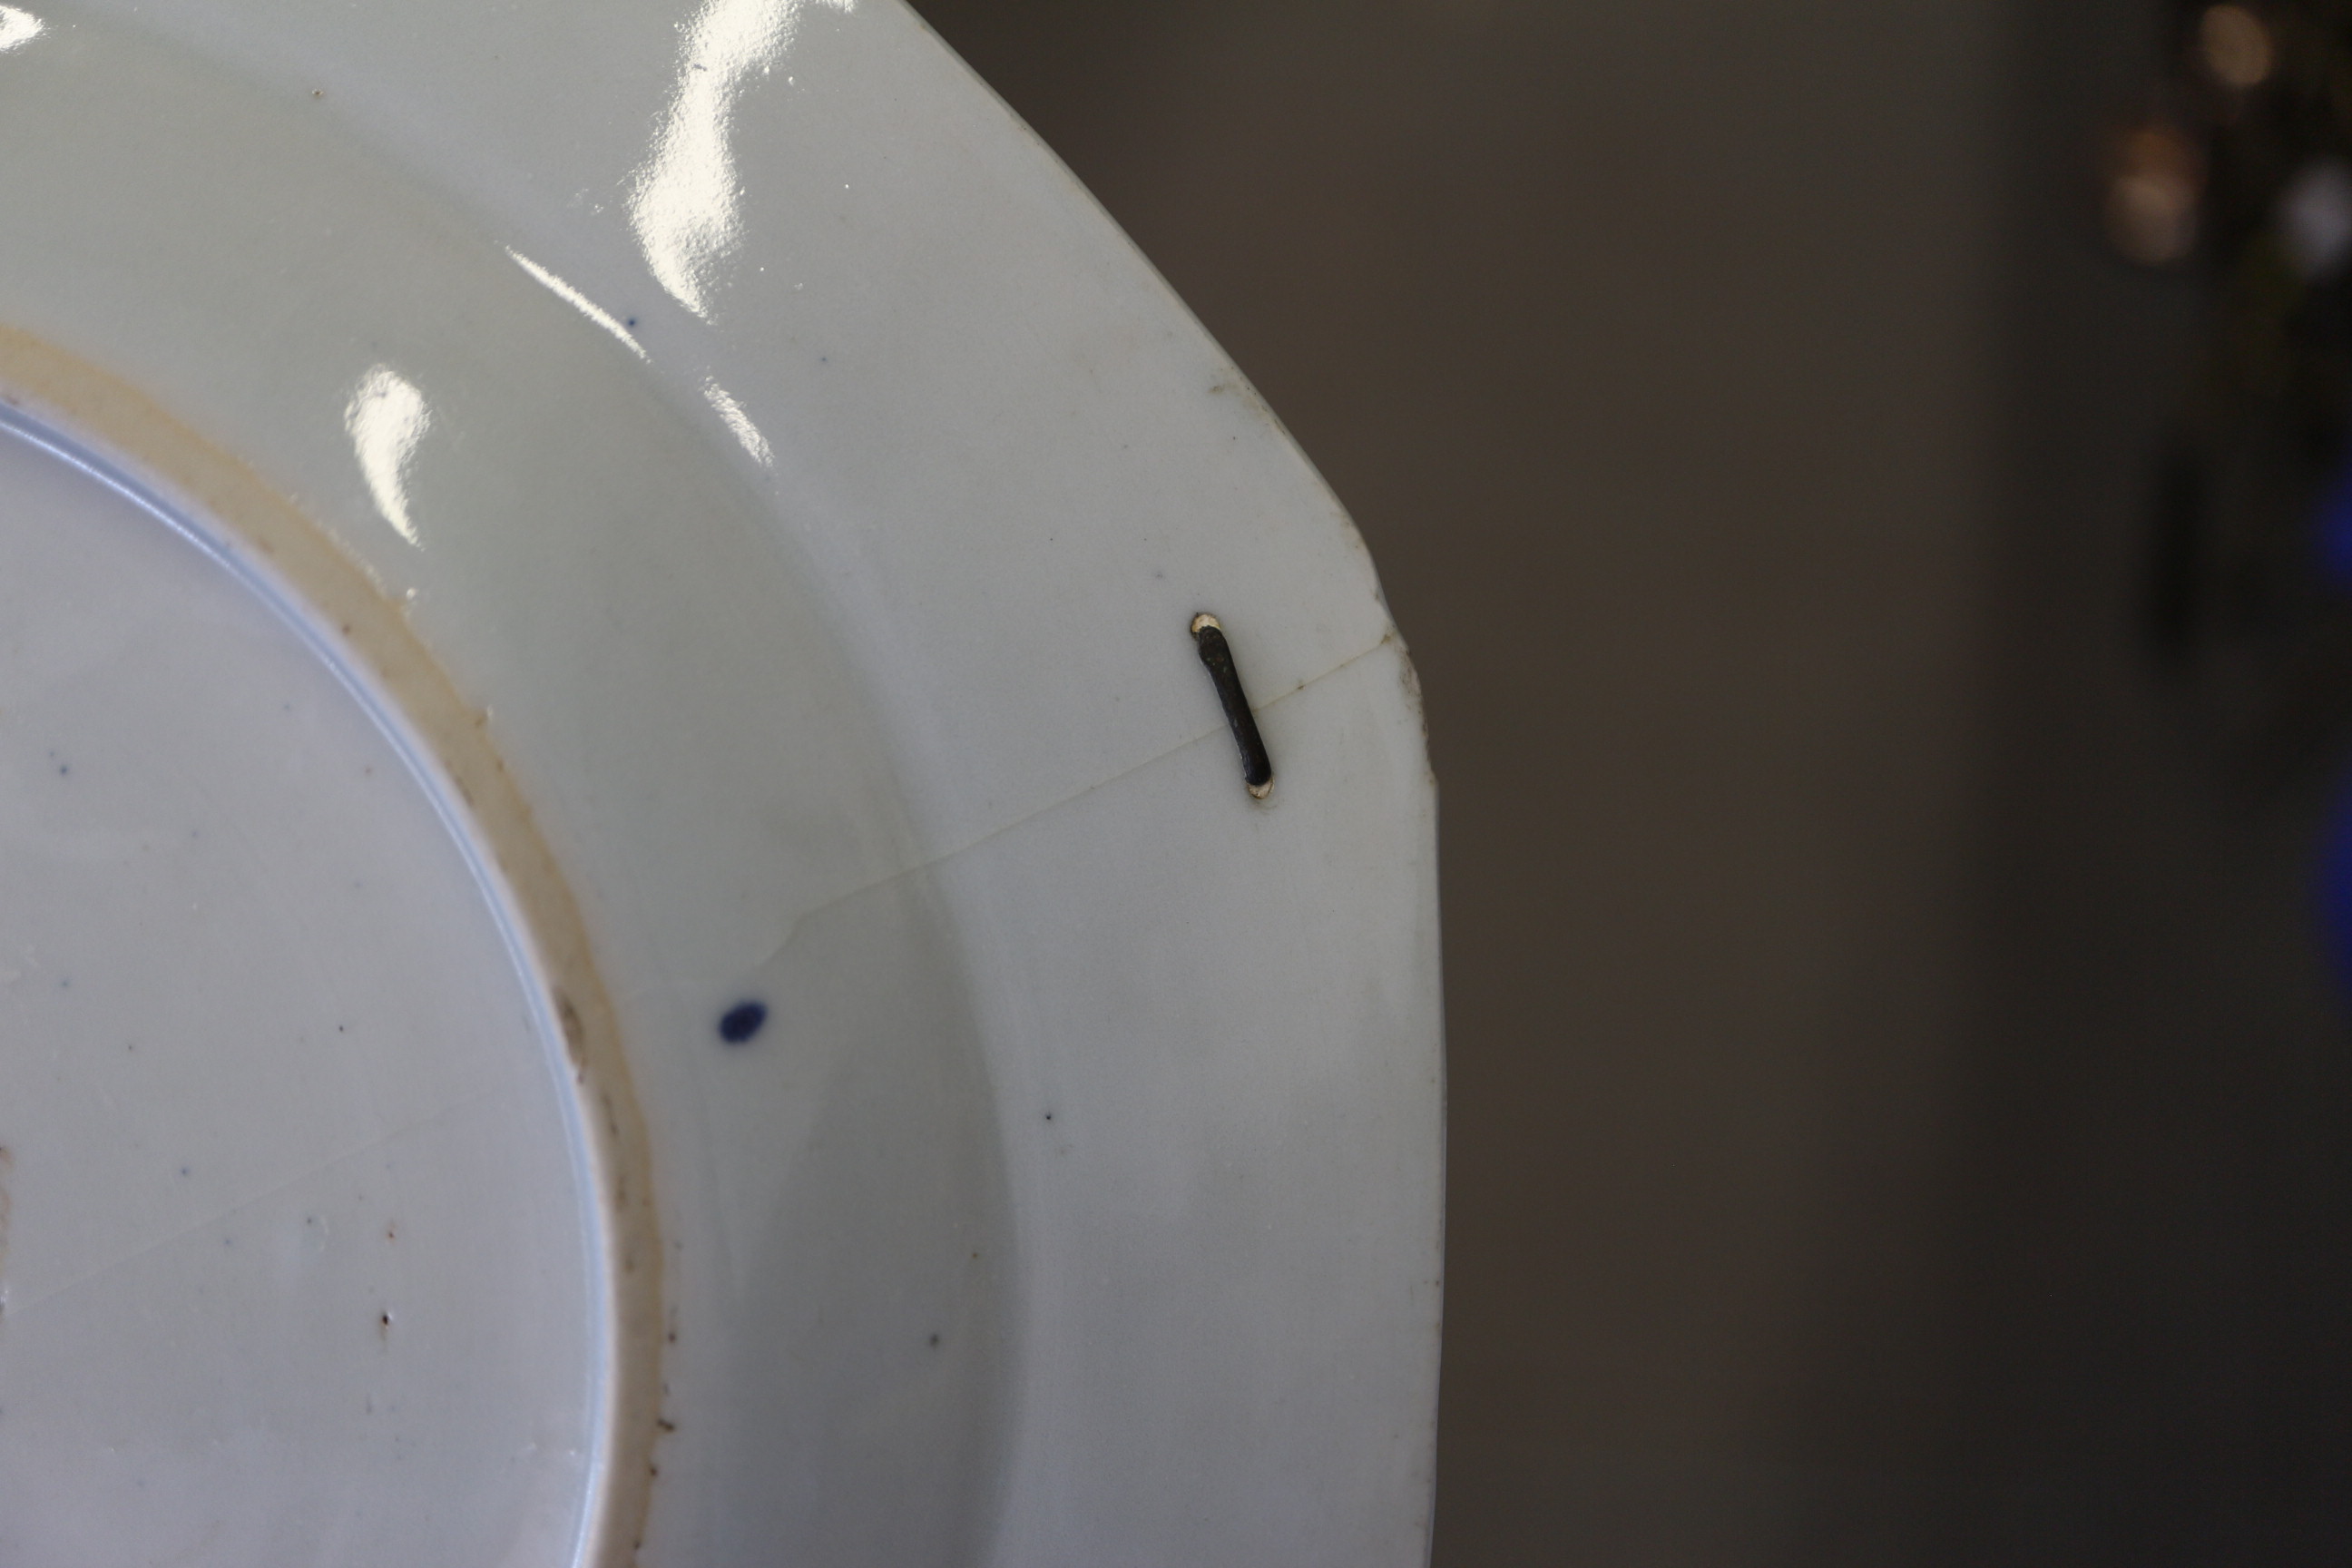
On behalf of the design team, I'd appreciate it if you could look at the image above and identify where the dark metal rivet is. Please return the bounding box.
[1191,612,1273,799]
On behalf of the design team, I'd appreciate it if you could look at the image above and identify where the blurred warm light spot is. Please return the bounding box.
[2198,5,2274,92]
[2104,121,2204,266]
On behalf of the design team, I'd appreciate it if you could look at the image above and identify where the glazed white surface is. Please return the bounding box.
[0,426,600,1563]
[0,1,1442,1562]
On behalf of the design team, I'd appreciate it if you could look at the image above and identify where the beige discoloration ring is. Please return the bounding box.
[0,324,662,1566]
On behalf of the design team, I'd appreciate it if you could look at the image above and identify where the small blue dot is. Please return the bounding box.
[718,1001,768,1044]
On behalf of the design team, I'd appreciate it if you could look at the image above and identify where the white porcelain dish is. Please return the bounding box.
[0,2,1442,1563]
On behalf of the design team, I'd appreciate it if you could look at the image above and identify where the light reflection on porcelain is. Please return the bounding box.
[344,365,430,546]
[507,249,649,360]
[629,0,854,319]
[0,7,43,54]
[701,379,774,466]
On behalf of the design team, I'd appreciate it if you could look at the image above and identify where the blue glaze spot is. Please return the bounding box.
[718,1000,768,1045]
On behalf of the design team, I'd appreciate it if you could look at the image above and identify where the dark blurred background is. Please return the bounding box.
[908,1,2352,1561]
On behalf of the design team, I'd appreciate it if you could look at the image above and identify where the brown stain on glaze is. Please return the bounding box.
[556,989,589,1071]
[0,326,663,1566]
[1207,366,1286,436]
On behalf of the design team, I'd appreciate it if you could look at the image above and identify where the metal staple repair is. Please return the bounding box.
[1191,612,1274,799]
